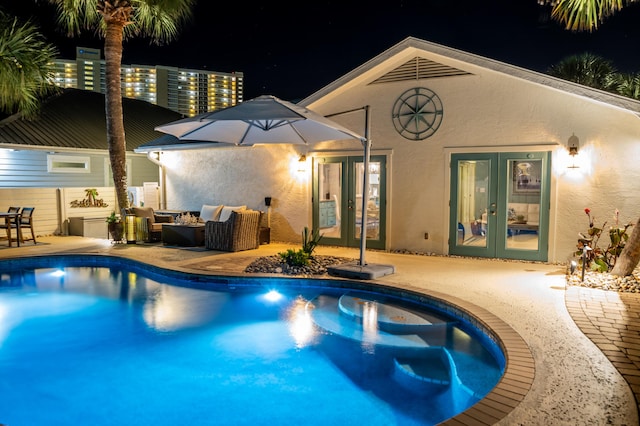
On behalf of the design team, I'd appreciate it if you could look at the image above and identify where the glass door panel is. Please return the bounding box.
[353,159,381,242]
[317,161,342,239]
[449,154,496,257]
[505,159,541,251]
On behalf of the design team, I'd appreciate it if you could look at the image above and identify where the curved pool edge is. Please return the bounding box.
[0,253,534,425]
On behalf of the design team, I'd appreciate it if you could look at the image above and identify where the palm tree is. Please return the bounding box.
[614,72,640,99]
[547,52,619,91]
[44,0,194,211]
[541,0,628,32]
[542,0,640,277]
[0,11,58,119]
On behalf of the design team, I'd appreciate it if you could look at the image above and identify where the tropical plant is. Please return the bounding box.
[105,211,119,224]
[576,208,632,272]
[43,0,194,211]
[301,226,322,256]
[614,72,640,99]
[279,248,310,267]
[0,11,58,119]
[541,0,630,32]
[278,227,324,267]
[547,53,619,91]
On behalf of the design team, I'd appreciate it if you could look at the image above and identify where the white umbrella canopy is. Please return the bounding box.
[154,95,363,145]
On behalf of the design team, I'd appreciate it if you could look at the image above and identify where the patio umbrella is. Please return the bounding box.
[153,95,361,146]
[153,95,394,279]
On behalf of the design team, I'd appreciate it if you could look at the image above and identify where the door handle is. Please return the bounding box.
[490,203,497,215]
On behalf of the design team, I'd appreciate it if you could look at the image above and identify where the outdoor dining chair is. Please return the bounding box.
[17,207,37,244]
[0,206,21,246]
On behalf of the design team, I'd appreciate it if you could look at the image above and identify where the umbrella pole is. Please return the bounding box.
[359,106,371,266]
[325,105,394,279]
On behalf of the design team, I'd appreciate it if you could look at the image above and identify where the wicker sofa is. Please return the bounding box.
[205,209,263,252]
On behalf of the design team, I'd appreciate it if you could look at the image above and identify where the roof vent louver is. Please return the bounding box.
[369,57,471,85]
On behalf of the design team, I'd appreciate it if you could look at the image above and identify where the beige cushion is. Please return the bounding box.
[131,207,156,223]
[199,204,223,222]
[219,205,246,222]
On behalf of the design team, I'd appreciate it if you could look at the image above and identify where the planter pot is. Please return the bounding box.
[108,222,125,243]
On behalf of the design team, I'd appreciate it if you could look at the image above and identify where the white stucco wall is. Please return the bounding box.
[159,41,640,262]
[160,144,310,243]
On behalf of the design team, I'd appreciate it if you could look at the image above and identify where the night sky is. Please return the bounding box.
[4,0,640,101]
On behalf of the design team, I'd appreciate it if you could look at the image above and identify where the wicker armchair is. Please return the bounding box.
[205,209,263,252]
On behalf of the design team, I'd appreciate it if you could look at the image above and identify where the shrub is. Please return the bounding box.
[577,208,632,272]
[279,249,310,267]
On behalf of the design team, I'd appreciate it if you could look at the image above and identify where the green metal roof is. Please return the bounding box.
[0,89,183,151]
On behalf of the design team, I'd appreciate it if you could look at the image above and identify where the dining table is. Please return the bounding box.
[0,211,22,247]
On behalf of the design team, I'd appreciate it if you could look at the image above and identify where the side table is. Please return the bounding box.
[259,227,271,244]
[162,224,205,246]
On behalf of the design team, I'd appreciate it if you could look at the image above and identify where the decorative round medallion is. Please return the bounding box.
[391,87,443,140]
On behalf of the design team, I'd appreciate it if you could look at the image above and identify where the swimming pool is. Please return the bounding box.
[0,255,504,425]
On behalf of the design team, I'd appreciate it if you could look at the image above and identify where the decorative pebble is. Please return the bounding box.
[245,255,353,276]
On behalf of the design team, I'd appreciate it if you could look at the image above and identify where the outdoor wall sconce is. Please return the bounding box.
[297,154,307,173]
[125,214,137,244]
[567,133,580,168]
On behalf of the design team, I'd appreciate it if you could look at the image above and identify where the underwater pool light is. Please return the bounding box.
[264,289,283,302]
[51,269,65,277]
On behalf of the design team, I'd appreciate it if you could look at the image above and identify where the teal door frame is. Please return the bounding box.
[449,152,551,261]
[313,155,387,250]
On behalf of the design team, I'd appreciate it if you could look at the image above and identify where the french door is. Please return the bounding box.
[313,155,386,250]
[449,152,550,261]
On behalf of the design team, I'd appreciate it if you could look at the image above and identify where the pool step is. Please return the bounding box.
[308,295,430,349]
[338,293,448,333]
[393,348,453,394]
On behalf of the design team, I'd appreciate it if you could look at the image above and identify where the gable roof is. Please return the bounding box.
[301,36,640,116]
[0,89,183,152]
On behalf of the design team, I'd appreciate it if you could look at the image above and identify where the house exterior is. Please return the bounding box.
[139,37,640,263]
[0,89,183,236]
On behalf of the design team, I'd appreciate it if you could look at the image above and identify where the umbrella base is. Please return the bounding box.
[327,262,395,280]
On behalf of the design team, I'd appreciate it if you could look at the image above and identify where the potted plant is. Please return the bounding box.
[106,212,124,242]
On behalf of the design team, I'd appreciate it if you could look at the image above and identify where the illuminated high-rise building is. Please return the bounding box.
[52,47,243,117]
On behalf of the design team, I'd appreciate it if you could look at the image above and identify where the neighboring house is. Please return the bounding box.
[0,88,183,236]
[140,36,639,263]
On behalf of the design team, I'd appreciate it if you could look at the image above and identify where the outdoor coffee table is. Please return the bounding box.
[162,223,205,247]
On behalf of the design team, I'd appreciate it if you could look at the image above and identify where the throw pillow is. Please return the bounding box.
[219,205,246,222]
[199,204,223,222]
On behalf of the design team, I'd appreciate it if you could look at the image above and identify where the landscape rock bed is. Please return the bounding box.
[245,255,354,276]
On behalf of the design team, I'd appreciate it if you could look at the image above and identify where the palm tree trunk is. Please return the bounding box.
[104,22,129,211]
[611,217,640,276]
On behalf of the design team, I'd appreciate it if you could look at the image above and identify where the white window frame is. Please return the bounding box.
[47,154,90,173]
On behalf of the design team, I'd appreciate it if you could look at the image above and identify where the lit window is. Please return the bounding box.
[47,155,90,173]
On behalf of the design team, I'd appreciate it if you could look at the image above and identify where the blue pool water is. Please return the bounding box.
[0,256,504,425]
